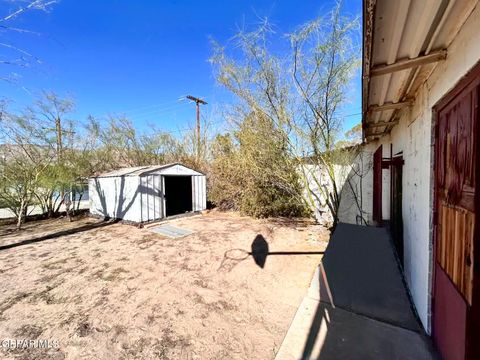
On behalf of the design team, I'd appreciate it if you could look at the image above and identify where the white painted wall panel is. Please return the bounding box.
[140,176,148,222]
[192,176,197,211]
[192,175,207,211]
[89,176,141,222]
[338,5,480,333]
[139,175,164,222]
[200,175,207,210]
[154,175,163,219]
[337,146,375,225]
[398,6,480,333]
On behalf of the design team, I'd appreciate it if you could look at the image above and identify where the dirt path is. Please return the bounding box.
[0,211,328,360]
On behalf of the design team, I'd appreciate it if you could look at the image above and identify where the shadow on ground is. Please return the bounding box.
[275,223,438,360]
[219,234,325,271]
[0,220,118,252]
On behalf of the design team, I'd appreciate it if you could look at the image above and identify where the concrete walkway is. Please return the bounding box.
[275,223,438,360]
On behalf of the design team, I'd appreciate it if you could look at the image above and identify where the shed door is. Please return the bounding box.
[141,175,163,222]
[433,73,479,360]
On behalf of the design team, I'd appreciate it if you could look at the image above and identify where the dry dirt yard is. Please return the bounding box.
[0,211,329,360]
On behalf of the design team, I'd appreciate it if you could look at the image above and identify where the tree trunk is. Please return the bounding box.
[65,189,72,222]
[76,192,83,211]
[16,199,25,231]
[65,201,72,221]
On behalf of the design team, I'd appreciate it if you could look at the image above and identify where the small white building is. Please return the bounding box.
[89,163,206,223]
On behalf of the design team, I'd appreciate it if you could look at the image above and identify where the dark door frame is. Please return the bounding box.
[373,145,383,225]
[389,151,404,266]
[432,59,480,360]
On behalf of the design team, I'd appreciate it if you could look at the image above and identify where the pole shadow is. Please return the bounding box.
[218,234,324,272]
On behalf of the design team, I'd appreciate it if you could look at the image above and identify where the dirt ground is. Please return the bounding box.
[0,211,329,360]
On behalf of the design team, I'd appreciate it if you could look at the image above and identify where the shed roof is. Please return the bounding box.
[92,163,202,178]
[362,0,478,141]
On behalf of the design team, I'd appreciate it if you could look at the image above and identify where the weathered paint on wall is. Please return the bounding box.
[302,163,359,226]
[300,164,332,225]
[401,5,480,333]
[337,147,374,225]
[338,5,480,333]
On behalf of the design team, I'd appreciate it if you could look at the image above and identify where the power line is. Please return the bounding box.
[92,104,362,138]
[341,112,362,118]
[123,103,190,119]
[152,118,227,135]
[94,99,186,120]
[116,99,182,115]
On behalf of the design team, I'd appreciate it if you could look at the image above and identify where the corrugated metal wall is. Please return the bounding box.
[140,174,163,222]
[89,176,141,222]
[192,175,207,212]
[90,171,207,223]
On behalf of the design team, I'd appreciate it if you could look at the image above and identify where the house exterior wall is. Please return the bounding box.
[397,5,480,333]
[339,5,480,333]
[89,176,141,222]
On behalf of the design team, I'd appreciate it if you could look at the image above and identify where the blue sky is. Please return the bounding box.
[0,0,362,136]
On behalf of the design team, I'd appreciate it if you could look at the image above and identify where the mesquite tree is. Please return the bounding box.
[27,92,77,219]
[0,111,55,229]
[210,3,361,226]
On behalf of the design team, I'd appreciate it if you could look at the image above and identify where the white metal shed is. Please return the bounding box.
[89,163,206,223]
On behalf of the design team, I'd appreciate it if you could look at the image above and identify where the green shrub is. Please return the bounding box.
[209,113,309,218]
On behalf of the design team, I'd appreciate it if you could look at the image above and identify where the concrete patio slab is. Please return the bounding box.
[275,296,436,360]
[275,223,438,360]
[318,223,420,331]
[149,224,194,238]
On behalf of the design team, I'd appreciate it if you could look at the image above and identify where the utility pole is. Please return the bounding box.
[186,95,207,163]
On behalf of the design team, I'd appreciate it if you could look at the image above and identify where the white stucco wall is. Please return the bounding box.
[339,5,480,333]
[337,147,374,225]
[399,5,480,332]
[300,164,332,225]
[302,162,362,226]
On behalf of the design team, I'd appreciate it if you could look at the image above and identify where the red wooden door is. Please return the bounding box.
[433,69,480,360]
